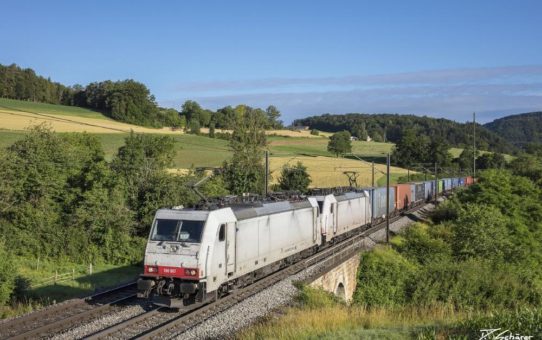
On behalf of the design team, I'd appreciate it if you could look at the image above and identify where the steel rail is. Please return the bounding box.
[0,282,137,340]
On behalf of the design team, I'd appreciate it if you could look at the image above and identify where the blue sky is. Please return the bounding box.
[1,0,541,123]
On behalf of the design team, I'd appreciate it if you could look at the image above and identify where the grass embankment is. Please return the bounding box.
[1,257,140,318]
[239,286,464,339]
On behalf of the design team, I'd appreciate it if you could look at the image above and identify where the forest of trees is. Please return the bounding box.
[484,111,542,146]
[294,113,517,154]
[0,126,228,305]
[0,63,283,130]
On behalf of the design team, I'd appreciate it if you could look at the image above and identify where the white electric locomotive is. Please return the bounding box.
[137,191,372,308]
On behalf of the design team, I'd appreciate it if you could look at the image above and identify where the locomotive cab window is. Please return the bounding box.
[151,219,205,243]
[218,224,226,242]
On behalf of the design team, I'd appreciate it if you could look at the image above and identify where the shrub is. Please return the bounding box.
[451,204,511,262]
[278,162,312,193]
[295,284,342,309]
[393,223,452,265]
[0,241,16,305]
[430,199,460,224]
[353,246,417,307]
[449,308,542,339]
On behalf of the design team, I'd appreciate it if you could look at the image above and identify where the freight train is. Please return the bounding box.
[137,176,473,308]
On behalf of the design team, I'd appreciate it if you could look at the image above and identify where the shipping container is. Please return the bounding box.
[466,176,474,185]
[424,180,434,201]
[369,187,395,220]
[459,177,465,186]
[451,178,458,188]
[444,178,452,191]
[334,191,371,238]
[396,184,412,210]
[414,183,425,203]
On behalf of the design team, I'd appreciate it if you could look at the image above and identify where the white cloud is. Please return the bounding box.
[161,65,542,123]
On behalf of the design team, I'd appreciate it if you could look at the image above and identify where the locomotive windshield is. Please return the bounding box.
[151,219,205,243]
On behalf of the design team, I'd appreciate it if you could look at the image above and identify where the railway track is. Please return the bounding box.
[0,282,138,340]
[84,203,429,340]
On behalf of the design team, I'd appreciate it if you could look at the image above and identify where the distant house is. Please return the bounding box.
[290,125,310,131]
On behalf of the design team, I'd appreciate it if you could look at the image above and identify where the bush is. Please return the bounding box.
[393,223,452,265]
[409,259,541,309]
[11,276,32,303]
[295,284,342,309]
[450,308,542,339]
[278,162,312,193]
[451,204,511,262]
[353,246,417,307]
[430,199,460,224]
[0,241,16,305]
[310,129,319,136]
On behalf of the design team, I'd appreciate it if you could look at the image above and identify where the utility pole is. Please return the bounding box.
[386,153,390,244]
[264,150,269,196]
[371,161,375,187]
[434,162,438,201]
[473,112,476,179]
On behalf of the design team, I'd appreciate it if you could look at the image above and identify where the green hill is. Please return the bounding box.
[0,97,107,119]
[294,113,518,154]
[484,111,542,146]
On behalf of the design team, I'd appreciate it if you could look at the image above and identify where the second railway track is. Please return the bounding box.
[0,282,138,340]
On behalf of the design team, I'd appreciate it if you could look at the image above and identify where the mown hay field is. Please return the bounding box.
[269,155,410,188]
[0,109,182,134]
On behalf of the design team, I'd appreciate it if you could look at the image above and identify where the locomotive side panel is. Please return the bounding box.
[234,206,317,278]
[334,192,370,240]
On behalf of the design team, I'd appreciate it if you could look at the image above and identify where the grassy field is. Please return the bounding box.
[1,256,140,318]
[449,147,515,162]
[270,155,409,188]
[238,304,463,339]
[0,97,107,119]
[268,137,393,158]
[238,286,464,339]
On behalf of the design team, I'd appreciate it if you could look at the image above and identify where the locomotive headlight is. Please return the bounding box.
[184,268,197,276]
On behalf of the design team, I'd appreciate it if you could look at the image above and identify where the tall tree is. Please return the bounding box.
[392,129,430,167]
[327,131,352,157]
[265,105,283,129]
[180,100,203,124]
[223,107,267,194]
